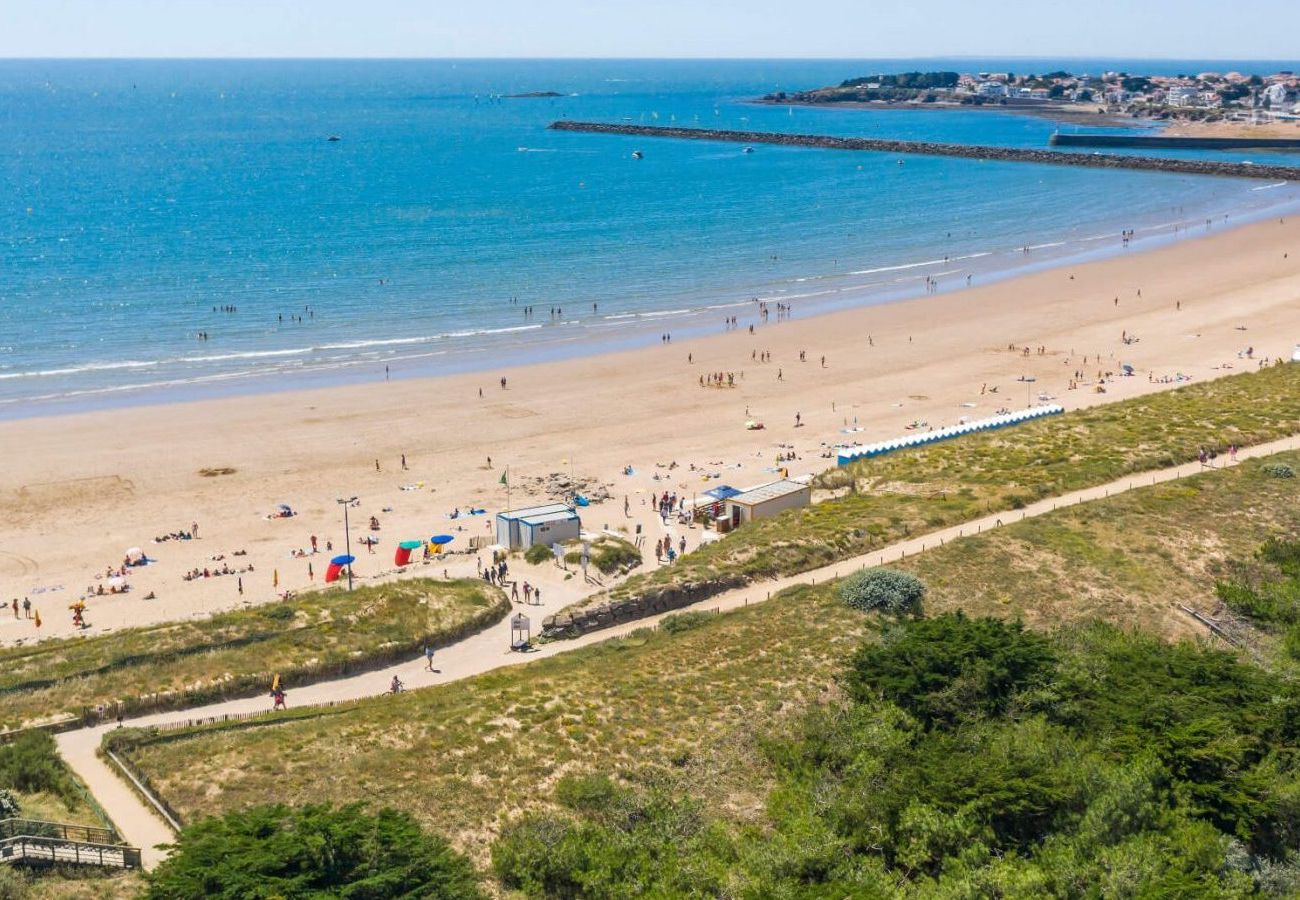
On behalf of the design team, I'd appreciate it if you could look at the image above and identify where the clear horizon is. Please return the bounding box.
[4,0,1297,61]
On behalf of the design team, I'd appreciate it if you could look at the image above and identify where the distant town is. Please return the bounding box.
[763,69,1300,128]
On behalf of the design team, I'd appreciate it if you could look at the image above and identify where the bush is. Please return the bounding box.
[554,774,620,814]
[659,611,714,635]
[1262,463,1294,479]
[0,788,18,818]
[846,612,1055,728]
[0,731,76,803]
[524,543,553,566]
[837,568,926,615]
[146,803,482,899]
[0,868,27,900]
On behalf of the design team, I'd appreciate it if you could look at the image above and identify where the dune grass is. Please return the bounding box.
[111,446,1300,867]
[0,579,507,731]
[558,362,1300,619]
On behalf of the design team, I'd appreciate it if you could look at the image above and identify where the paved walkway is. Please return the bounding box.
[55,434,1300,868]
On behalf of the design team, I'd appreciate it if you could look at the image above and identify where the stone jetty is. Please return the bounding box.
[549,121,1300,181]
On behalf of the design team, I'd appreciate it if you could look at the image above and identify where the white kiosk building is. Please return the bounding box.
[496,503,581,550]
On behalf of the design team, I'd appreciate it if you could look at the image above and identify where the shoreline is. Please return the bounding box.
[3,209,1300,647]
[5,177,1298,423]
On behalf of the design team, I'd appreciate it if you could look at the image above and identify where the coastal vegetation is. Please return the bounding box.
[0,579,507,732]
[104,446,1300,891]
[0,732,94,825]
[144,805,482,899]
[492,614,1300,896]
[549,363,1300,631]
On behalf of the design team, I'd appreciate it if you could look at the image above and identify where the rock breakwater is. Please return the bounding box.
[549,121,1300,181]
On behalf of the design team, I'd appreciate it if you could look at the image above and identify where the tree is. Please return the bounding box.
[146,804,483,899]
[845,612,1055,728]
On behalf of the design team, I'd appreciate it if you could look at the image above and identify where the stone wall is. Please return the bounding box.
[541,572,748,639]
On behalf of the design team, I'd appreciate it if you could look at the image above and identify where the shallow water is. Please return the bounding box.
[2,57,1298,416]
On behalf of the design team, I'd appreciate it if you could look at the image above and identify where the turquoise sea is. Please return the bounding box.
[3,58,1299,417]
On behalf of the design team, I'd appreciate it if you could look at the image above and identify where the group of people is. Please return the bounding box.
[654,535,684,563]
[656,491,684,523]
[153,523,198,543]
[699,371,737,388]
[182,561,255,582]
[481,557,509,585]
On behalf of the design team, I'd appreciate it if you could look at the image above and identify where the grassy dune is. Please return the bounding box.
[549,363,1300,622]
[113,447,1300,863]
[0,579,507,731]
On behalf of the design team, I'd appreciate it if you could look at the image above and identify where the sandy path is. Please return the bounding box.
[57,431,1300,867]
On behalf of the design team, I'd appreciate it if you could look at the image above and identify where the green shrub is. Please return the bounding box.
[0,788,18,818]
[554,774,619,814]
[0,731,76,803]
[524,543,553,566]
[1262,463,1295,479]
[837,568,926,615]
[0,867,27,900]
[146,803,482,899]
[259,604,295,621]
[1285,624,1300,661]
[846,612,1055,728]
[659,611,714,635]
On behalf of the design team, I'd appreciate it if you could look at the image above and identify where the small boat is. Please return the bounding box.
[631,150,643,160]
[327,135,341,142]
[742,146,754,154]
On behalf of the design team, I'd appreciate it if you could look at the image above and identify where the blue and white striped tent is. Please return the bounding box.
[836,404,1065,466]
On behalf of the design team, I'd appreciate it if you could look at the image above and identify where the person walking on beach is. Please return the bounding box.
[22,597,31,619]
[500,377,507,390]
[401,453,408,470]
[238,577,244,596]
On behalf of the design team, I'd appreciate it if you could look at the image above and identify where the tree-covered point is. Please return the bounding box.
[839,71,959,90]
[493,614,1300,896]
[146,804,483,899]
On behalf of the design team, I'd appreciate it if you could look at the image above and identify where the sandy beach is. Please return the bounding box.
[3,212,1299,646]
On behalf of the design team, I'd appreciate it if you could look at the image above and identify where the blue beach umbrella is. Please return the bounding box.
[330,554,356,566]
[430,534,455,545]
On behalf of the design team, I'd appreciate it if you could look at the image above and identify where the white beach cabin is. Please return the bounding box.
[725,479,812,527]
[496,503,581,550]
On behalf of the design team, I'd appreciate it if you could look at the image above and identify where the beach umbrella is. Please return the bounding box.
[273,569,279,588]
[125,546,143,563]
[429,534,454,556]
[325,554,354,584]
[395,540,424,567]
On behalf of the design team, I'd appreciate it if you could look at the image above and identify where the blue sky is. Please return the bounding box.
[3,0,1294,60]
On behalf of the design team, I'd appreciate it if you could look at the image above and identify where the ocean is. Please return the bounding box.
[3,57,1299,417]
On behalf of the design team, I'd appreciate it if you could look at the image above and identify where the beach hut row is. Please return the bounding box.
[835,404,1065,465]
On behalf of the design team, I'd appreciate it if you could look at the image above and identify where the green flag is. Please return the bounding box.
[500,469,508,486]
